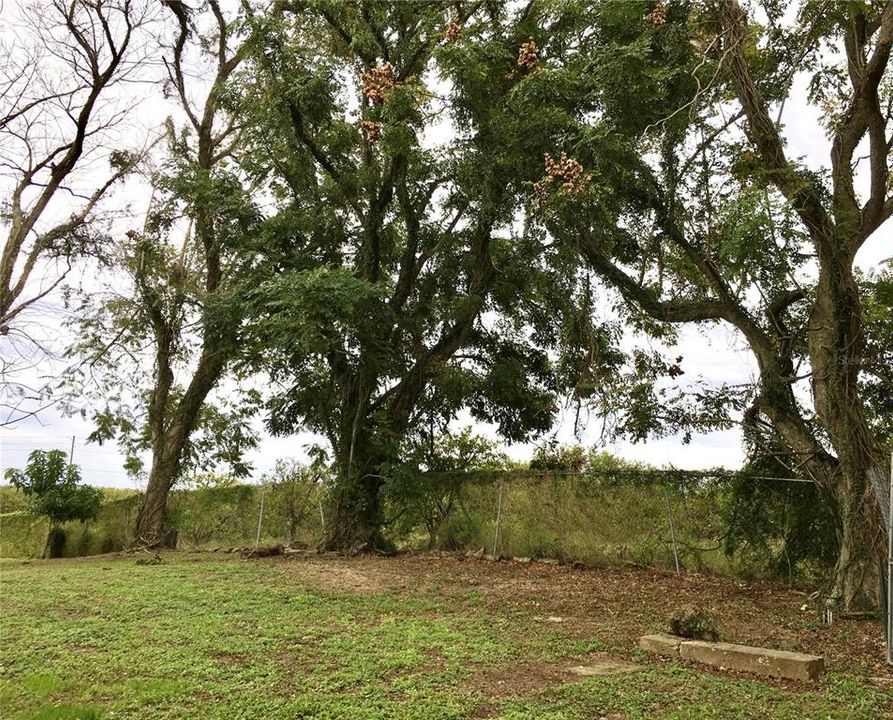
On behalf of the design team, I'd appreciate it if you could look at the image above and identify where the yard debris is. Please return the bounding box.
[242,544,284,559]
[284,547,311,556]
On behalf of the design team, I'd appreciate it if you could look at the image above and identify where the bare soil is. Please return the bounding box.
[263,552,889,677]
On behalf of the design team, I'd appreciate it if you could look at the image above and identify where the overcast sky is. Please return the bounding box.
[1,5,890,489]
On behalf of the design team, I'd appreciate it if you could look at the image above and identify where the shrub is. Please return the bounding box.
[5,450,103,557]
[668,605,720,641]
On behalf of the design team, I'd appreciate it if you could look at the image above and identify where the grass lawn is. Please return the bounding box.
[1,552,890,719]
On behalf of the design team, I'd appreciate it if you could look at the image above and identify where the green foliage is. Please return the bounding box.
[262,459,329,544]
[4,451,102,527]
[0,512,50,558]
[169,481,254,547]
[530,443,586,473]
[387,428,509,548]
[88,392,261,484]
[719,470,838,581]
[668,604,720,641]
[0,492,141,558]
[859,270,893,446]
[0,485,28,513]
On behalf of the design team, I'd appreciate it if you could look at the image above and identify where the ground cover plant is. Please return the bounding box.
[1,553,890,720]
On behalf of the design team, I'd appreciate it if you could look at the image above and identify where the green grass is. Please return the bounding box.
[0,554,888,719]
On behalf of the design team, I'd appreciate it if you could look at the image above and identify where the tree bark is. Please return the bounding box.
[716,0,891,610]
[321,474,388,551]
[132,343,228,547]
[133,449,179,547]
[317,373,393,551]
[808,256,885,609]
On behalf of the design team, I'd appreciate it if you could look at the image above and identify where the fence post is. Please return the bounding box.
[255,484,266,549]
[663,484,681,575]
[886,450,892,665]
[492,479,505,556]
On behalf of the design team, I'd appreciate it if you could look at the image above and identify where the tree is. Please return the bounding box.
[237,1,594,550]
[68,0,259,546]
[509,0,892,609]
[5,449,102,558]
[85,393,260,487]
[390,426,509,548]
[0,0,157,425]
[264,458,328,544]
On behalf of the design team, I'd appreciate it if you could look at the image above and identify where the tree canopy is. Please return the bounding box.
[5,449,102,557]
[2,0,891,611]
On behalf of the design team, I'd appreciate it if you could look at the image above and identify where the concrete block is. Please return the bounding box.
[639,633,682,657]
[679,640,824,681]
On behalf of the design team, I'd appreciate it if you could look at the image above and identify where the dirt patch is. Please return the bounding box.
[214,651,251,666]
[265,553,888,676]
[470,653,640,717]
[294,563,389,594]
[474,653,640,699]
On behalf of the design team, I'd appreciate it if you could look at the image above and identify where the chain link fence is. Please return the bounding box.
[397,470,835,586]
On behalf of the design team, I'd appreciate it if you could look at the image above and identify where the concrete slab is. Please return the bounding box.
[639,633,682,657]
[569,659,641,677]
[639,634,824,681]
[679,640,824,682]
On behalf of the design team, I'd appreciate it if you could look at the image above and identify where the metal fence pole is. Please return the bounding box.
[492,479,505,556]
[255,484,266,549]
[663,484,681,575]
[886,450,892,665]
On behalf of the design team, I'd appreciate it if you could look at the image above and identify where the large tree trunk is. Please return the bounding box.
[831,467,882,610]
[320,439,391,552]
[808,258,885,610]
[321,471,388,552]
[133,451,179,547]
[131,339,228,548]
